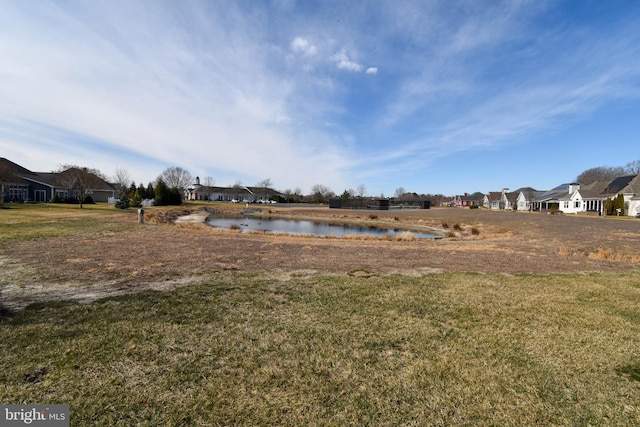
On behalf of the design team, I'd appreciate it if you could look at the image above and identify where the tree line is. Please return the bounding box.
[49,157,640,209]
[576,160,640,185]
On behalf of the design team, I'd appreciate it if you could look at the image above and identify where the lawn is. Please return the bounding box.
[1,204,639,425]
[2,270,639,425]
[0,203,137,246]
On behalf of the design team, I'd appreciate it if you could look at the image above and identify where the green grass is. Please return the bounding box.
[1,271,639,425]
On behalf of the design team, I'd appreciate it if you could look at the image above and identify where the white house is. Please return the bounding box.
[516,188,544,211]
[629,195,640,217]
[531,175,640,216]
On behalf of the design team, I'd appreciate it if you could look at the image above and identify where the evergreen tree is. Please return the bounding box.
[146,182,155,200]
[128,182,137,199]
[154,179,169,206]
[614,193,625,215]
[154,179,182,206]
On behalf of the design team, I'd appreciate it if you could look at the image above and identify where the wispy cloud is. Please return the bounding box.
[0,1,639,195]
[0,2,352,190]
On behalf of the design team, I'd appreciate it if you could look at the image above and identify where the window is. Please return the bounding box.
[564,201,569,208]
[575,201,581,208]
[8,186,27,201]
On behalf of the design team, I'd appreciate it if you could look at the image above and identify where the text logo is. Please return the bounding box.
[1,405,69,426]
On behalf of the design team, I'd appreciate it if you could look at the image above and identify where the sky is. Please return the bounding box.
[1,0,639,196]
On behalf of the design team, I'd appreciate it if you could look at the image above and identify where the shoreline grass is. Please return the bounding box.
[1,270,639,425]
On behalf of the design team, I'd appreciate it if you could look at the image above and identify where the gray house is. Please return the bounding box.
[1,158,115,203]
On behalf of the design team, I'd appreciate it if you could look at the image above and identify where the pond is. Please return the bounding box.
[206,216,440,239]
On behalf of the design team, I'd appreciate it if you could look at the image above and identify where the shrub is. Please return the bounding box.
[471,227,480,235]
[83,195,95,204]
[115,198,130,209]
[453,223,462,231]
[368,214,378,220]
[442,222,449,229]
[395,232,417,241]
[50,194,61,203]
[130,195,142,208]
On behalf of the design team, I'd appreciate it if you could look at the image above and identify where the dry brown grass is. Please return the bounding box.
[2,271,639,425]
[2,204,640,424]
[588,248,640,263]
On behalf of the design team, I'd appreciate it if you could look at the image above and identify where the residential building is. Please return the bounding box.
[0,158,115,203]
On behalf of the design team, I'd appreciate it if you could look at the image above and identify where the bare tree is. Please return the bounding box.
[283,187,302,203]
[310,184,334,203]
[112,167,131,198]
[394,187,406,198]
[256,178,273,188]
[198,176,216,201]
[56,164,108,208]
[625,160,640,175]
[576,166,625,185]
[158,166,192,191]
[357,184,366,198]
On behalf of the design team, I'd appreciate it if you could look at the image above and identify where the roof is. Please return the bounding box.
[23,168,115,191]
[192,185,283,196]
[460,192,484,202]
[602,175,638,195]
[0,157,39,184]
[504,191,520,204]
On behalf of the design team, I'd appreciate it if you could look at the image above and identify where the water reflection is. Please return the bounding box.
[206,216,439,239]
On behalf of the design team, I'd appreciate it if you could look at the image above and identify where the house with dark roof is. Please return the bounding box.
[185,177,283,203]
[532,183,581,212]
[483,189,512,209]
[0,158,41,202]
[531,174,640,216]
[602,174,640,216]
[515,187,545,211]
[455,192,484,207]
[0,158,115,203]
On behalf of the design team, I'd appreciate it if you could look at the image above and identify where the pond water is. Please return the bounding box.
[206,216,439,239]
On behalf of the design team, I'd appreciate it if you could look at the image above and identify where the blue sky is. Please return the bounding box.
[1,0,639,196]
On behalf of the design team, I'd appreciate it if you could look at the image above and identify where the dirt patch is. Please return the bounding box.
[1,207,639,310]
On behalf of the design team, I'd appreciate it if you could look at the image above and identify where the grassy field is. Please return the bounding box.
[0,203,138,246]
[1,204,639,425]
